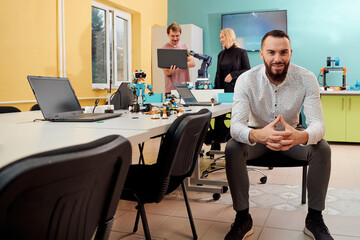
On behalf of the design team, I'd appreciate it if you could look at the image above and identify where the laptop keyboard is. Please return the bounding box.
[187,102,221,106]
[59,113,97,119]
[60,113,120,120]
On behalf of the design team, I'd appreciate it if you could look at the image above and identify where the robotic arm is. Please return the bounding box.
[188,50,212,79]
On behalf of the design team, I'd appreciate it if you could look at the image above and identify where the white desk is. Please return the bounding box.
[0,111,44,124]
[0,105,231,124]
[0,105,232,138]
[0,103,232,160]
[0,104,232,195]
[0,123,151,168]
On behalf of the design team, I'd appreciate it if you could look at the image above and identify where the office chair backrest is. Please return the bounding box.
[0,106,21,113]
[30,103,40,111]
[170,109,212,177]
[0,135,131,240]
[154,109,211,199]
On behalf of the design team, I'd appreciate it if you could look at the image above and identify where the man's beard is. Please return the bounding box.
[264,60,290,83]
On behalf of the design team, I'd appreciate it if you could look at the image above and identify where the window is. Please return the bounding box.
[91,2,131,89]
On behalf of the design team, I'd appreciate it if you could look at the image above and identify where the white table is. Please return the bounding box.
[0,104,233,195]
[0,123,151,169]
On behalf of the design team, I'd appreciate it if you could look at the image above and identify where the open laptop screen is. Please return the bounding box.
[173,84,197,104]
[174,83,221,106]
[118,81,135,109]
[27,76,82,119]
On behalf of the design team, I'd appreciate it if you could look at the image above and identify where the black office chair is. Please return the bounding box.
[246,153,308,204]
[202,114,231,177]
[0,106,21,113]
[121,109,212,240]
[202,113,267,184]
[0,135,131,240]
[203,113,307,203]
[30,103,40,111]
[246,114,309,204]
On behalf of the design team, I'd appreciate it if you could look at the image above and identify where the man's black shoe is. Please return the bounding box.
[304,214,334,240]
[224,214,253,240]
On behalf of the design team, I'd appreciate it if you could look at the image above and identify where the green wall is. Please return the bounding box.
[168,0,360,88]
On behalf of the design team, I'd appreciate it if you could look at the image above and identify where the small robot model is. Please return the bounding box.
[128,70,154,112]
[163,95,178,108]
[320,57,346,90]
[163,95,179,116]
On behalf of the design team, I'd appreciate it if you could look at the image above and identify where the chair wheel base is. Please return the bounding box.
[213,193,221,200]
[206,151,215,159]
[260,176,267,184]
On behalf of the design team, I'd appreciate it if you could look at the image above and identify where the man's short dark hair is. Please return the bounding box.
[261,30,290,49]
[167,22,182,34]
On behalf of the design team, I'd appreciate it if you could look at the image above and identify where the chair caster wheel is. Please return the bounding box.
[206,151,214,159]
[200,153,203,158]
[222,186,229,193]
[213,193,221,200]
[201,172,208,178]
[268,167,273,170]
[260,176,267,184]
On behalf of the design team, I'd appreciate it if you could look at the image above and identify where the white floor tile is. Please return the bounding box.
[112,141,360,239]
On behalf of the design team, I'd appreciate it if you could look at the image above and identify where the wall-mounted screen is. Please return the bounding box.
[221,10,287,52]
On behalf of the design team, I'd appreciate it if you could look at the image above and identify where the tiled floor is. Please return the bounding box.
[110,140,360,239]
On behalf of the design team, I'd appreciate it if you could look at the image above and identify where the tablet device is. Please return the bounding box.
[157,49,188,69]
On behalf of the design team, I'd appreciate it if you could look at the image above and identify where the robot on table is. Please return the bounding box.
[188,50,214,89]
[128,70,154,112]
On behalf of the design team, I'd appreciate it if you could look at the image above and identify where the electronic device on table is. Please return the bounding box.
[173,83,220,106]
[110,81,135,110]
[127,70,154,112]
[188,50,214,89]
[27,76,122,122]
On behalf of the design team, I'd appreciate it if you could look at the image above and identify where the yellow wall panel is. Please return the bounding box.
[0,0,57,104]
[0,0,167,111]
[64,0,93,97]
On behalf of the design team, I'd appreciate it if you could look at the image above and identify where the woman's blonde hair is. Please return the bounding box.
[220,28,239,48]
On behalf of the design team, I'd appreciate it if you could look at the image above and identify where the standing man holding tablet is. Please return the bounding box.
[162,22,195,96]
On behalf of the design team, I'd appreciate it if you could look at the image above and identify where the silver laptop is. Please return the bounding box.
[157,49,188,69]
[173,84,221,106]
[27,76,122,122]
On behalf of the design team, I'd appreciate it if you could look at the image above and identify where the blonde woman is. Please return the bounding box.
[214,28,250,92]
[208,28,251,151]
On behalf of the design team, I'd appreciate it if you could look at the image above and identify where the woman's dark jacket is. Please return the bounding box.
[214,45,250,92]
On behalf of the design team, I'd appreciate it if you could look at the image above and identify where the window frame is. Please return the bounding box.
[91,1,132,89]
